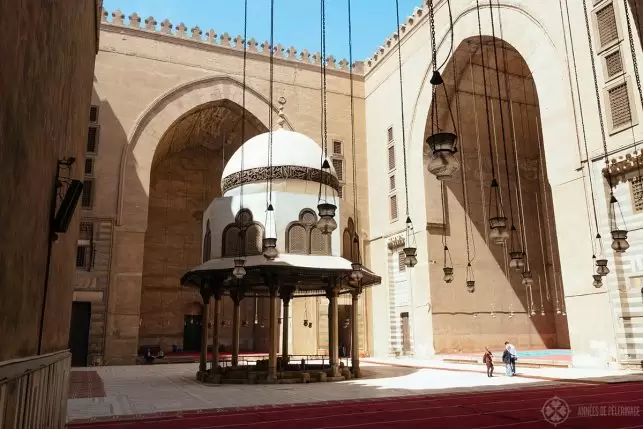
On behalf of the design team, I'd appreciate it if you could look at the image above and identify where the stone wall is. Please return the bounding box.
[0,0,98,361]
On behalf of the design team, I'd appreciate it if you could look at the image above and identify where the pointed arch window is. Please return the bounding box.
[203,220,212,262]
[286,208,331,255]
[222,209,265,257]
[341,217,361,262]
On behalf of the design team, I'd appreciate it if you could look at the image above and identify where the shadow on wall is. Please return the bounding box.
[423,37,569,353]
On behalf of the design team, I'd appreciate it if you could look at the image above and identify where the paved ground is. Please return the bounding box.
[66,359,643,423]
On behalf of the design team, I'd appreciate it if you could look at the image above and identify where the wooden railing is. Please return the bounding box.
[0,350,71,429]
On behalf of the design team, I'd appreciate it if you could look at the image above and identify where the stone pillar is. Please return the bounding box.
[199,286,211,375]
[231,291,243,367]
[327,283,340,377]
[280,287,293,370]
[267,285,278,381]
[211,290,222,373]
[351,288,362,378]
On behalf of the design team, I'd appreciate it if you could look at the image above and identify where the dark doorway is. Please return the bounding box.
[338,304,352,357]
[401,312,412,355]
[69,301,91,367]
[183,314,203,352]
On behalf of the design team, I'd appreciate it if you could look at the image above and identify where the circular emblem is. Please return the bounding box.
[542,396,570,426]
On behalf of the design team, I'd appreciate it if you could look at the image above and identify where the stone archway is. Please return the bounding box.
[423,36,570,353]
[401,1,602,363]
[106,76,284,363]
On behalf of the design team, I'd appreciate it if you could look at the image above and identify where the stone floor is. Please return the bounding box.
[65,358,643,423]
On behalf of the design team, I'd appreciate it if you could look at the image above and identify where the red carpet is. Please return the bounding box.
[69,381,643,428]
[68,371,106,399]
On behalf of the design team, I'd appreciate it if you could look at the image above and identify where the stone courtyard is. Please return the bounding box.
[67,360,643,424]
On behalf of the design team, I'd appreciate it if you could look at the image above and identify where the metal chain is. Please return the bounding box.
[429,0,437,72]
[348,0,359,236]
[238,0,249,258]
[563,0,601,253]
[267,0,275,202]
[322,0,328,159]
[623,0,643,115]
[395,0,410,217]
[488,0,514,227]
[581,0,612,189]
[476,0,496,181]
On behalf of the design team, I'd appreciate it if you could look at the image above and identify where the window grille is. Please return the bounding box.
[287,224,307,254]
[608,82,632,128]
[605,49,623,77]
[84,158,94,175]
[89,106,99,122]
[310,227,330,255]
[333,140,342,154]
[630,176,643,213]
[87,127,98,153]
[389,175,396,191]
[332,158,344,181]
[388,146,395,171]
[398,250,406,272]
[81,180,94,208]
[387,127,394,142]
[596,3,618,47]
[390,195,398,220]
[245,224,263,255]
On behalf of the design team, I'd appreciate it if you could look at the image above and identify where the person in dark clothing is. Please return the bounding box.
[501,348,512,376]
[482,347,494,377]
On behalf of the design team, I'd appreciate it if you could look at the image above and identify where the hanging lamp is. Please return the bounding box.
[392,0,418,267]
[316,0,338,235]
[582,0,629,255]
[425,1,460,180]
[493,0,525,268]
[466,262,475,293]
[262,0,279,260]
[234,2,251,278]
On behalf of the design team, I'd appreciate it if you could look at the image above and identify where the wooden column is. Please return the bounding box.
[199,285,211,374]
[267,281,278,381]
[351,288,362,378]
[211,290,222,372]
[327,282,340,377]
[231,291,243,367]
[280,287,293,370]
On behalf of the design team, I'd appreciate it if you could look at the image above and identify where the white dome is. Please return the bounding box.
[221,128,337,192]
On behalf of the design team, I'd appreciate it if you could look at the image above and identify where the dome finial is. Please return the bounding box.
[277,96,287,129]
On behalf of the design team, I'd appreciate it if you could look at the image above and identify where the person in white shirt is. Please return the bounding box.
[505,341,517,375]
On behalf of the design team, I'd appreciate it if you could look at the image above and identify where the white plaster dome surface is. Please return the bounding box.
[221,128,331,180]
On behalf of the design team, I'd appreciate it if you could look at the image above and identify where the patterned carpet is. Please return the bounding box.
[69,371,106,399]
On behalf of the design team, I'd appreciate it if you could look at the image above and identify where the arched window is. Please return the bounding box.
[203,220,212,262]
[342,217,360,262]
[286,208,331,255]
[222,209,265,257]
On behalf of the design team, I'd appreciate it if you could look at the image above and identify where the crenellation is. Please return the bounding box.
[112,9,125,26]
[175,23,188,38]
[233,35,244,49]
[247,38,259,52]
[206,29,217,43]
[274,43,285,58]
[191,26,203,40]
[144,16,157,31]
[220,32,232,47]
[128,12,141,28]
[160,19,173,34]
[99,10,365,75]
[364,3,430,71]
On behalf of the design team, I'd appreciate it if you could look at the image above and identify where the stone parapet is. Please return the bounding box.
[101,9,364,75]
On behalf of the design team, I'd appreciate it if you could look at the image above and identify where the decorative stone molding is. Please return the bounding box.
[101,8,364,75]
[603,150,643,183]
[221,165,341,194]
[387,235,405,250]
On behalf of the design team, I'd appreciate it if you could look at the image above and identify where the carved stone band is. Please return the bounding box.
[222,165,341,194]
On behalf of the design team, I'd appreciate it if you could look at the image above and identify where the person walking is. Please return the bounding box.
[482,347,494,377]
[505,341,517,375]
